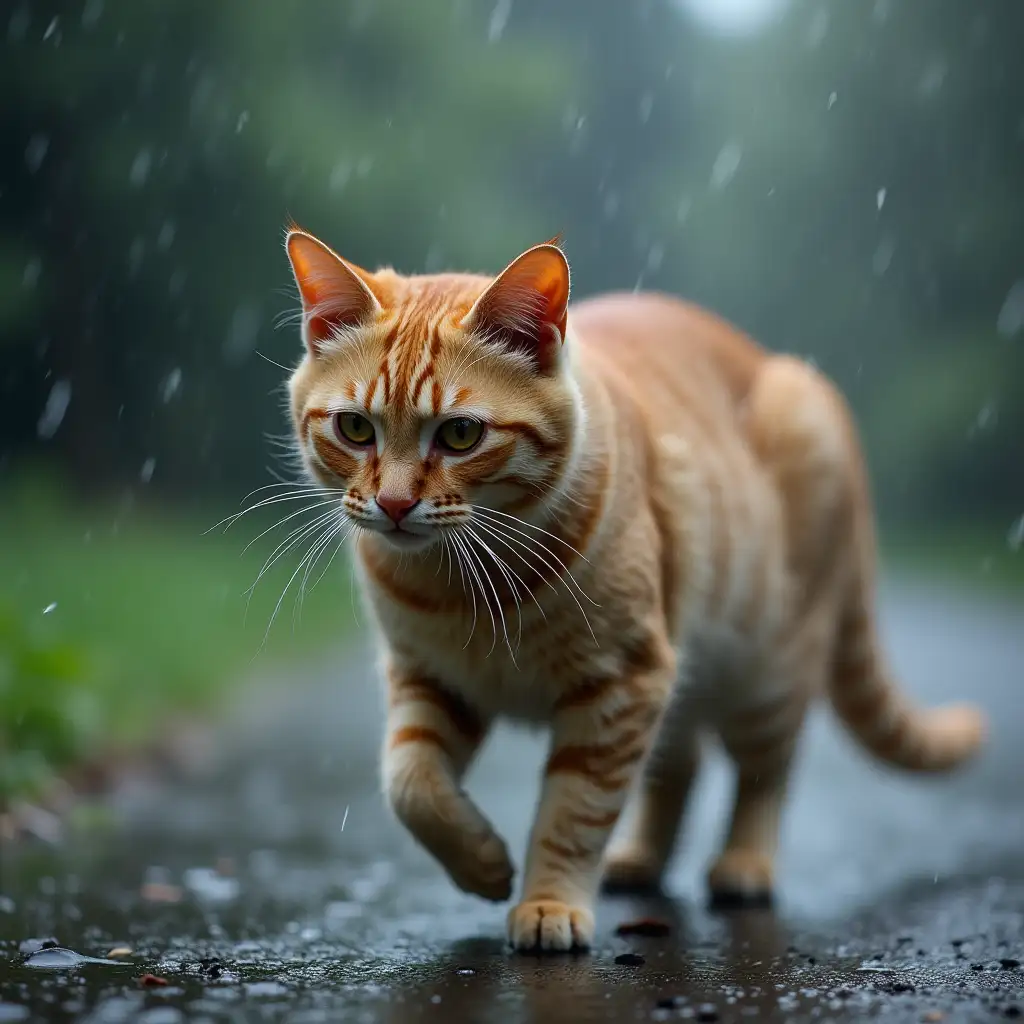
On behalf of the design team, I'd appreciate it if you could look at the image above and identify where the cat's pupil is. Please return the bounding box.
[452,419,469,441]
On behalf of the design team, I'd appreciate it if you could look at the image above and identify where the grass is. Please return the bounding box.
[0,478,357,805]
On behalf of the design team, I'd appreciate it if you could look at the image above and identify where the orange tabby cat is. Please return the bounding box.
[283,228,986,952]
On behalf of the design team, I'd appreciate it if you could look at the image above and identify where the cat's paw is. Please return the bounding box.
[600,847,665,895]
[707,850,774,908]
[507,899,595,952]
[444,829,515,902]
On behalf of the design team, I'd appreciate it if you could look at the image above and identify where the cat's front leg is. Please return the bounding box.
[508,643,676,952]
[383,662,513,902]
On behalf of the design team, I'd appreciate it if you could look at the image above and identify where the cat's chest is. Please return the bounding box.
[368,592,621,723]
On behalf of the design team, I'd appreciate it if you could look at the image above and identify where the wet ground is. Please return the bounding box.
[1,577,1023,1023]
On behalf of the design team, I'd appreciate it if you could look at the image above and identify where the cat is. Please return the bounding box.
[282,227,986,953]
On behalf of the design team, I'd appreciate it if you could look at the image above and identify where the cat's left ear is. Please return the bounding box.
[463,241,570,374]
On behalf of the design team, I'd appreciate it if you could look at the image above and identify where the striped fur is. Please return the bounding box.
[284,231,987,952]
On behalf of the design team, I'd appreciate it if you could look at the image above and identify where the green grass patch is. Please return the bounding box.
[0,478,356,805]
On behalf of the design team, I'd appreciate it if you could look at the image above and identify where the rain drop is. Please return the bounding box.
[160,367,182,403]
[43,603,57,615]
[140,457,156,483]
[996,281,1024,338]
[129,148,152,187]
[827,91,838,110]
[42,16,58,41]
[876,188,887,211]
[487,0,511,43]
[24,135,49,173]
[710,141,742,190]
[157,221,176,250]
[235,109,250,134]
[81,0,104,28]
[22,258,41,289]
[37,380,71,439]
[1008,515,1024,553]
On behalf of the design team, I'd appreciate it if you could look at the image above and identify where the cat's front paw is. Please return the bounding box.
[507,899,595,952]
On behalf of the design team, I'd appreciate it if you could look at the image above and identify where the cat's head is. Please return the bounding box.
[284,228,582,554]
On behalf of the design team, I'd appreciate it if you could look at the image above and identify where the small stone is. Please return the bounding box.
[970,963,986,971]
[615,918,672,938]
[922,1013,944,1023]
[697,1005,719,1022]
[1000,959,1021,970]
[614,952,645,966]
[1005,1008,1022,1020]
[106,947,133,958]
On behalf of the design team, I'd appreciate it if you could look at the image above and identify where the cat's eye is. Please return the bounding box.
[335,412,375,446]
[435,417,483,453]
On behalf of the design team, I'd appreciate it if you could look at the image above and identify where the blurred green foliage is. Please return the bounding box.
[0,477,354,806]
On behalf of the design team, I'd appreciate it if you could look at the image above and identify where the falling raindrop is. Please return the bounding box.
[235,110,250,134]
[140,457,156,483]
[488,0,511,43]
[710,142,742,190]
[81,0,104,28]
[22,258,41,289]
[827,91,838,110]
[1008,514,1024,552]
[37,380,71,439]
[43,603,57,615]
[157,221,176,250]
[129,148,152,187]
[160,367,183,403]
[42,16,59,41]
[996,281,1024,338]
[24,135,49,173]
[876,188,887,211]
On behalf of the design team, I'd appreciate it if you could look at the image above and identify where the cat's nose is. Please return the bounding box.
[375,494,420,523]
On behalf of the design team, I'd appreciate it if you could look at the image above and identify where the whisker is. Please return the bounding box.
[471,505,593,566]
[293,512,346,628]
[450,531,485,652]
[465,524,525,655]
[470,507,597,605]
[460,531,504,660]
[240,497,346,554]
[470,516,598,646]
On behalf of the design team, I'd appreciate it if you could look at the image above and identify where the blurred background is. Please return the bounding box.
[1,0,1021,813]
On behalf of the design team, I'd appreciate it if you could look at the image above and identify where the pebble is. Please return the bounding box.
[614,953,645,966]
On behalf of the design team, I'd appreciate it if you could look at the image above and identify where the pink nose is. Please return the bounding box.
[375,495,420,523]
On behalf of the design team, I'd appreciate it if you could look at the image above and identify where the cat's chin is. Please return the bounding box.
[374,529,436,554]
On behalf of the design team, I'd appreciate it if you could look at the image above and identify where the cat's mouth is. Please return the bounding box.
[376,526,436,552]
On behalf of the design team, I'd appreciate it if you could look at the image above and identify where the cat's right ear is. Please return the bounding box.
[285,229,382,355]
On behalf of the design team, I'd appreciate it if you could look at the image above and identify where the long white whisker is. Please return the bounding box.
[241,497,345,554]
[450,531,484,651]
[471,505,593,566]
[465,524,526,656]
[293,513,346,628]
[471,516,598,646]
[470,507,597,606]
[470,521,551,615]
[308,521,358,595]
[460,531,504,660]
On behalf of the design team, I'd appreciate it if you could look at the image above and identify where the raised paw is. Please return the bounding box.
[601,847,666,895]
[507,899,595,953]
[443,828,515,902]
[707,850,774,908]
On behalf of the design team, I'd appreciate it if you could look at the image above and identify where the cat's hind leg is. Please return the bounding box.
[600,716,700,895]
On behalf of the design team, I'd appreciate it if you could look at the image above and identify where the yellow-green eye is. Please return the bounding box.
[436,417,483,453]
[335,412,375,446]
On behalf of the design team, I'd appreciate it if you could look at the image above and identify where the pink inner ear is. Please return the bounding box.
[286,232,380,351]
[470,245,570,371]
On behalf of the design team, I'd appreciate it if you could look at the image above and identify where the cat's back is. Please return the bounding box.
[569,291,766,423]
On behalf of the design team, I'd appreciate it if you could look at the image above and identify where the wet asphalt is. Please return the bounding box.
[1,576,1023,1023]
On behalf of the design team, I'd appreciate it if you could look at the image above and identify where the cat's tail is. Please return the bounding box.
[826,484,987,773]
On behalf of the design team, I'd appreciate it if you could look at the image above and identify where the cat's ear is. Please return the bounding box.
[285,229,382,355]
[463,242,570,373]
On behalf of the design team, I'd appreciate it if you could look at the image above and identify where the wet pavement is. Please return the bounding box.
[2,576,1023,1023]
